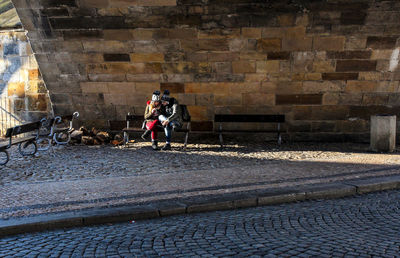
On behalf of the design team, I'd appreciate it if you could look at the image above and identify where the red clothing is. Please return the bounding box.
[146,120,160,140]
[144,100,161,140]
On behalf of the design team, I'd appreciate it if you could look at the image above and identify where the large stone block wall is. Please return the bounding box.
[11,0,400,140]
[0,30,51,134]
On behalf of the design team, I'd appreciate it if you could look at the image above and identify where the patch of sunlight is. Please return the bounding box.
[0,0,21,29]
[306,152,400,165]
[389,47,400,72]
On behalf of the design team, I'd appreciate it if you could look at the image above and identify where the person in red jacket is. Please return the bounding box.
[142,91,162,150]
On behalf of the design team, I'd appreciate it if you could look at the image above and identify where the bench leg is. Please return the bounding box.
[184,131,189,150]
[18,140,38,156]
[53,131,71,145]
[277,123,282,145]
[0,150,9,165]
[123,131,128,147]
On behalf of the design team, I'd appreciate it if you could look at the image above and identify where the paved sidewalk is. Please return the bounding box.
[1,141,400,236]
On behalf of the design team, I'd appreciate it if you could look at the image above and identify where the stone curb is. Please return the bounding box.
[1,174,400,237]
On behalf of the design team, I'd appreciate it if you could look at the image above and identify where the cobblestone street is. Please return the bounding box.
[1,189,399,257]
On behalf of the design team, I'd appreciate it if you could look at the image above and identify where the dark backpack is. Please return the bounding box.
[180,105,191,122]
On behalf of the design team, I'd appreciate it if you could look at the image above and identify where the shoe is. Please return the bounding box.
[161,144,171,151]
[151,141,158,150]
[141,130,151,140]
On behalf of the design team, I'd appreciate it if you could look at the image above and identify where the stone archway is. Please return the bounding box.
[0,0,52,134]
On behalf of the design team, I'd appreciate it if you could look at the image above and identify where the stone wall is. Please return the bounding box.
[11,0,400,140]
[0,30,51,134]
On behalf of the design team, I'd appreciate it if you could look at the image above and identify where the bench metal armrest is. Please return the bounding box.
[69,112,79,131]
[51,116,63,133]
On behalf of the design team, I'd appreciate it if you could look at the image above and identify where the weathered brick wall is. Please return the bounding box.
[11,0,400,140]
[0,30,51,133]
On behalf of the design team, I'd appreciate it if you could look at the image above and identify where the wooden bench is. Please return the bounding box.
[122,105,191,148]
[214,114,285,148]
[0,120,43,165]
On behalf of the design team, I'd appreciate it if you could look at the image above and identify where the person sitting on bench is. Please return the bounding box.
[158,90,182,151]
[142,90,162,150]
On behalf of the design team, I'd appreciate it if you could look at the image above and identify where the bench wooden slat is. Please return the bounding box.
[10,136,35,145]
[5,121,41,137]
[0,142,7,149]
[215,114,285,123]
[59,114,73,121]
[123,126,189,132]
[126,115,143,121]
[215,130,281,133]
[175,128,189,132]
[0,136,36,149]
[122,127,145,132]
[215,114,285,147]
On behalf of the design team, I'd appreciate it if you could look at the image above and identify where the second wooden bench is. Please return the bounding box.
[214,114,285,148]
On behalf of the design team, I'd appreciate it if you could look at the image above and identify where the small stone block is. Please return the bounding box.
[104,53,130,62]
[157,202,187,216]
[233,198,257,208]
[257,38,281,52]
[83,207,159,225]
[347,176,400,194]
[276,94,322,105]
[367,36,398,49]
[159,206,187,217]
[161,83,184,93]
[322,73,359,80]
[267,51,291,60]
[370,115,396,152]
[187,201,233,213]
[304,184,356,200]
[336,60,377,72]
[258,192,306,206]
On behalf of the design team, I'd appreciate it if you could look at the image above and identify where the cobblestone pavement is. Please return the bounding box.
[1,189,399,257]
[1,141,400,219]
[1,141,398,185]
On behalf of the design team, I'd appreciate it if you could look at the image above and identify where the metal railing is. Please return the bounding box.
[0,96,23,137]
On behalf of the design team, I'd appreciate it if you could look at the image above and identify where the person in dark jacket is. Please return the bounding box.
[158,90,182,150]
